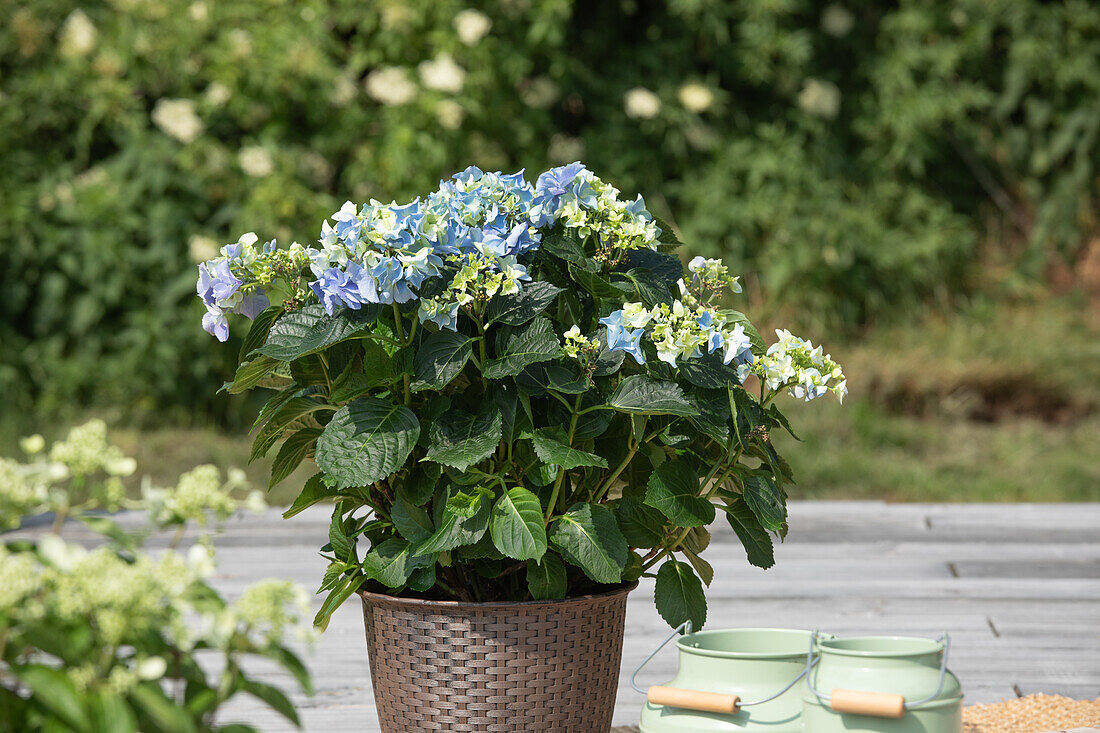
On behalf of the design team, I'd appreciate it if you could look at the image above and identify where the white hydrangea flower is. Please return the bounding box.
[59,9,97,58]
[624,87,661,119]
[678,83,713,113]
[821,4,855,37]
[188,1,209,22]
[365,67,417,106]
[435,99,465,129]
[521,77,560,109]
[798,78,841,119]
[454,8,492,45]
[331,74,358,106]
[204,81,231,106]
[20,434,45,454]
[189,234,219,263]
[238,146,274,177]
[419,54,466,94]
[151,98,203,143]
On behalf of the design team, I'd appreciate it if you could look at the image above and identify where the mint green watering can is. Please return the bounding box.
[801,632,963,732]
[635,623,821,732]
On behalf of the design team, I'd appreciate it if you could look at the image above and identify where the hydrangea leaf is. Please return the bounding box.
[414,487,492,554]
[424,408,502,471]
[549,502,628,584]
[625,249,683,285]
[362,538,434,588]
[526,552,568,600]
[258,304,383,362]
[644,460,715,528]
[411,330,473,392]
[654,560,707,630]
[269,427,321,489]
[609,375,699,417]
[239,304,284,361]
[314,398,420,489]
[524,427,608,470]
[489,487,547,561]
[742,473,787,533]
[719,310,765,355]
[486,281,564,326]
[391,493,435,543]
[677,353,743,390]
[725,498,775,569]
[222,354,280,395]
[614,496,666,547]
[482,317,561,379]
[540,232,595,270]
[283,472,339,519]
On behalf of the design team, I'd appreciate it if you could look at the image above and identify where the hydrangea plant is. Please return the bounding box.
[198,164,846,630]
[1,423,312,732]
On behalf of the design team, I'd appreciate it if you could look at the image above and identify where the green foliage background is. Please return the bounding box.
[2,0,1097,426]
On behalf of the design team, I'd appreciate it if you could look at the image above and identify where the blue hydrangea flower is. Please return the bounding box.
[721,323,754,366]
[530,162,587,226]
[399,248,443,288]
[599,311,646,365]
[197,260,242,309]
[370,257,416,304]
[202,306,229,342]
[331,201,361,242]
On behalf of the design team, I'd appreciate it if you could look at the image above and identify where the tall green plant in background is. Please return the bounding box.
[2,0,1097,427]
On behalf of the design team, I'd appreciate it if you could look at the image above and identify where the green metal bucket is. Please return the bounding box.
[636,625,819,732]
[801,633,963,733]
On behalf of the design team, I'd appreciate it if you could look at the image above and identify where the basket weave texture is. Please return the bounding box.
[359,584,635,733]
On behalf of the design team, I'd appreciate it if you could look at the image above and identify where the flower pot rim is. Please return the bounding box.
[358,581,637,611]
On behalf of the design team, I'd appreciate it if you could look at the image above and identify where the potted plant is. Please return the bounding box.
[196,163,846,732]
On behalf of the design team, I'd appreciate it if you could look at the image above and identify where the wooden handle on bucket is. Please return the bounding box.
[648,686,741,714]
[829,689,906,718]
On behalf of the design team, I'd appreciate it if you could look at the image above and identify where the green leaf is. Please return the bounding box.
[328,509,355,563]
[540,232,593,269]
[678,354,743,390]
[238,679,299,726]
[525,427,608,470]
[313,577,356,630]
[653,216,682,246]
[767,403,800,440]
[686,389,732,444]
[654,560,707,630]
[407,564,436,592]
[129,682,198,733]
[489,487,547,561]
[742,473,787,532]
[625,248,683,284]
[283,472,338,518]
[549,503,628,584]
[593,328,627,376]
[681,546,714,586]
[362,538,434,588]
[224,354,280,394]
[725,499,775,569]
[424,408,502,471]
[400,462,441,506]
[17,665,89,732]
[569,263,621,298]
[258,304,382,362]
[270,428,320,489]
[250,396,327,463]
[414,487,492,554]
[88,691,137,733]
[314,398,420,489]
[526,553,567,600]
[482,317,561,379]
[331,344,393,401]
[728,384,767,445]
[609,375,699,417]
[487,281,564,326]
[619,268,673,306]
[615,496,666,547]
[391,494,434,543]
[644,461,715,527]
[411,331,473,391]
[239,305,284,361]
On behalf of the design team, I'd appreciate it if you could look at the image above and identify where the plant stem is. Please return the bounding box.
[50,506,68,535]
[545,393,583,520]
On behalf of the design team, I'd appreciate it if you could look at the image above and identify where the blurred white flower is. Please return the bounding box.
[244,490,267,514]
[454,9,492,46]
[187,543,217,577]
[331,74,357,106]
[678,83,713,113]
[188,2,208,22]
[227,29,252,57]
[520,77,559,109]
[624,87,661,119]
[238,146,274,177]
[136,656,167,681]
[419,54,466,94]
[821,5,855,37]
[151,98,203,143]
[365,67,417,106]
[39,534,87,572]
[188,235,218,263]
[435,99,465,129]
[59,9,97,58]
[797,78,841,119]
[20,435,45,455]
[547,134,585,164]
[204,82,231,106]
[104,455,137,478]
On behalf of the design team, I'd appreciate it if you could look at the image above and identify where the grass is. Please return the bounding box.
[7,297,1096,505]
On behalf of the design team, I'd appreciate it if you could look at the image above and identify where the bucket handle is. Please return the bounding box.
[803,630,952,719]
[630,621,819,714]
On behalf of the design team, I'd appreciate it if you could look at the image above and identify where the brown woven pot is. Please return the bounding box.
[359,583,636,733]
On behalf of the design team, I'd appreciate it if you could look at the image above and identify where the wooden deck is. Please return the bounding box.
[17,501,1100,731]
